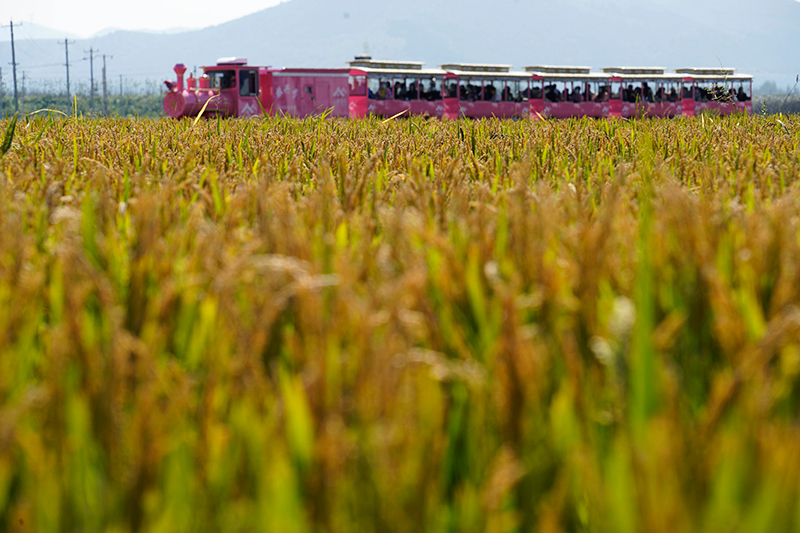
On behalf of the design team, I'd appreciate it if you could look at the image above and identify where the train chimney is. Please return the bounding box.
[174,63,187,91]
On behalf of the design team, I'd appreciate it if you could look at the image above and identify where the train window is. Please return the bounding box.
[457,78,476,101]
[610,81,621,100]
[420,77,442,101]
[682,83,694,100]
[367,78,379,99]
[350,75,367,97]
[444,79,458,98]
[239,70,258,97]
[207,70,236,91]
[374,79,392,100]
[736,81,751,101]
[406,78,419,100]
[484,80,500,102]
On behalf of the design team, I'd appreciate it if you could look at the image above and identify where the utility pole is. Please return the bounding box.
[63,38,75,97]
[21,71,26,113]
[85,47,97,113]
[102,54,110,115]
[2,20,21,113]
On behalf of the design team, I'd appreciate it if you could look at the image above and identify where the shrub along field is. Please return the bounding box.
[1,113,800,532]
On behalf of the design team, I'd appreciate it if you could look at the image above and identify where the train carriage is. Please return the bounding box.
[347,57,459,119]
[600,67,689,119]
[523,66,612,120]
[439,63,533,119]
[270,68,352,118]
[674,68,753,116]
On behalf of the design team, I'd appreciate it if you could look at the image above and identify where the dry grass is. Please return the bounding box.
[0,113,799,532]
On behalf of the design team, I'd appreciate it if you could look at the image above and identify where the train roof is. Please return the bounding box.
[439,63,513,73]
[347,58,427,70]
[349,66,449,77]
[274,68,352,77]
[675,68,753,81]
[441,68,532,80]
[524,65,593,74]
[602,67,667,75]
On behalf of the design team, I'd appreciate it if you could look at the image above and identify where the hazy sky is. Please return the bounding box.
[4,0,285,37]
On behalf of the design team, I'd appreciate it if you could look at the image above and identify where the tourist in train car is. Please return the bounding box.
[407,80,418,100]
[585,84,595,102]
[470,84,482,102]
[737,86,749,102]
[447,82,458,98]
[427,78,443,101]
[633,86,642,102]
[528,86,539,100]
[669,87,678,102]
[459,83,469,101]
[654,86,665,103]
[642,82,654,103]
[594,86,608,102]
[545,84,557,102]
[394,81,406,100]
[570,86,583,103]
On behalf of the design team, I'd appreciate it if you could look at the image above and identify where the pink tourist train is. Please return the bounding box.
[163,56,753,120]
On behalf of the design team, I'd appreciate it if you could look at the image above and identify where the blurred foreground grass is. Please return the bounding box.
[1,113,800,532]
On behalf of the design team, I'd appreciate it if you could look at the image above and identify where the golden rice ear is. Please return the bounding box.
[192,93,220,127]
[0,113,17,158]
[381,108,408,123]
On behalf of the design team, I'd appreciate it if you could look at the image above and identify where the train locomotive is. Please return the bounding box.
[164,56,753,120]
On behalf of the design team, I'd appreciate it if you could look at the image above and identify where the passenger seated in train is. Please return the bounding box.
[407,82,418,100]
[570,87,583,103]
[545,84,560,102]
[594,86,608,102]
[529,87,541,100]
[642,82,654,103]
[623,86,633,102]
[669,88,678,102]
[683,86,693,99]
[447,82,458,98]
[394,81,407,100]
[737,87,750,102]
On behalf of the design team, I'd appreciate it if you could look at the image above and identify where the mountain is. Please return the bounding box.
[0,22,81,42]
[1,0,798,92]
[90,27,196,38]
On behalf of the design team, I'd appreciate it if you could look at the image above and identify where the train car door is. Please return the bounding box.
[608,77,622,118]
[237,68,261,118]
[301,80,318,116]
[529,76,545,120]
[681,77,696,116]
[349,70,369,119]
[302,78,329,117]
[442,73,459,120]
[259,69,273,116]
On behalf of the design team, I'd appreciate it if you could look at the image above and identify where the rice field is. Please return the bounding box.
[1,112,800,532]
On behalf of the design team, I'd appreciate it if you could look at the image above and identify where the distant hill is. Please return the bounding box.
[0,21,81,42]
[1,0,798,92]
